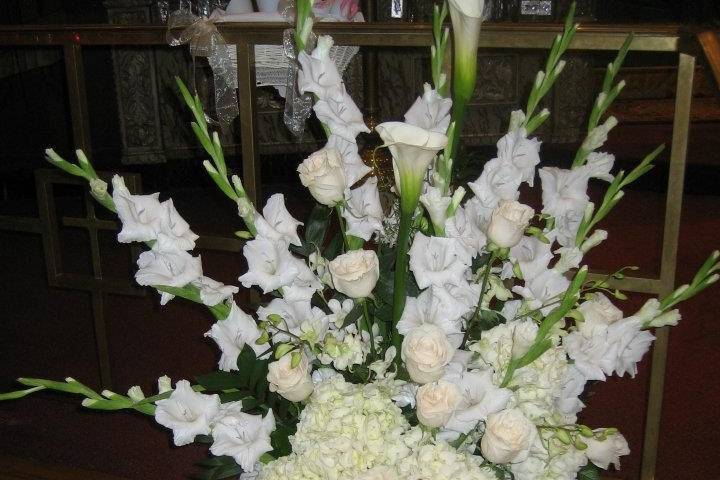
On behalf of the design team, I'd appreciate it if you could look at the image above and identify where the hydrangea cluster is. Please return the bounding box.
[256,376,496,480]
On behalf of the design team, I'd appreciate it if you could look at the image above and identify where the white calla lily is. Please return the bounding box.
[376,122,448,210]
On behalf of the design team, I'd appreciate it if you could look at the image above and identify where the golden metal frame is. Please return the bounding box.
[0,22,701,480]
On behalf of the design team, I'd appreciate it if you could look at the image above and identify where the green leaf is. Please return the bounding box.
[194,371,245,391]
[0,386,45,401]
[323,231,344,260]
[304,204,331,252]
[577,462,601,480]
[340,302,364,329]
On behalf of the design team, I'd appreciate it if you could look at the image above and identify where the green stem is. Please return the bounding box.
[335,205,348,252]
[362,299,376,359]
[391,207,414,360]
[461,253,494,348]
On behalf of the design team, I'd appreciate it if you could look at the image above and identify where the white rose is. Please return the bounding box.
[297,148,347,206]
[416,380,463,428]
[267,353,314,402]
[578,293,622,332]
[487,200,534,248]
[328,250,379,299]
[401,324,454,384]
[481,408,536,464]
[584,432,630,470]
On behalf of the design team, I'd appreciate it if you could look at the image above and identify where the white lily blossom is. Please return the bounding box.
[257,298,328,343]
[397,287,466,348]
[343,177,384,241]
[297,35,343,100]
[404,83,453,133]
[442,363,512,434]
[467,158,522,210]
[605,317,655,377]
[556,365,587,415]
[409,233,473,289]
[420,185,453,231]
[565,309,655,381]
[282,256,323,301]
[112,175,164,244]
[254,194,303,247]
[154,380,220,446]
[112,176,198,251]
[508,236,553,281]
[210,402,276,472]
[193,276,239,306]
[205,302,264,371]
[313,89,370,142]
[238,237,298,294]
[512,268,570,315]
[135,249,203,305]
[584,431,630,470]
[325,134,372,186]
[496,128,542,186]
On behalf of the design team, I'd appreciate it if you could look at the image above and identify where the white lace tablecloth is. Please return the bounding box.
[217,12,361,96]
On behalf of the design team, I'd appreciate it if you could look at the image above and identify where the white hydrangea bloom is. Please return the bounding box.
[343,177,384,241]
[395,441,496,480]
[409,233,473,289]
[205,302,264,371]
[319,324,376,370]
[238,237,298,293]
[257,377,411,480]
[254,193,303,247]
[154,380,220,446]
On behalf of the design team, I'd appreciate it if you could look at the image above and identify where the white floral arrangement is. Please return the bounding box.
[3,1,718,480]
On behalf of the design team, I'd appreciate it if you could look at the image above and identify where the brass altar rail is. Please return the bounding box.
[0,22,700,480]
